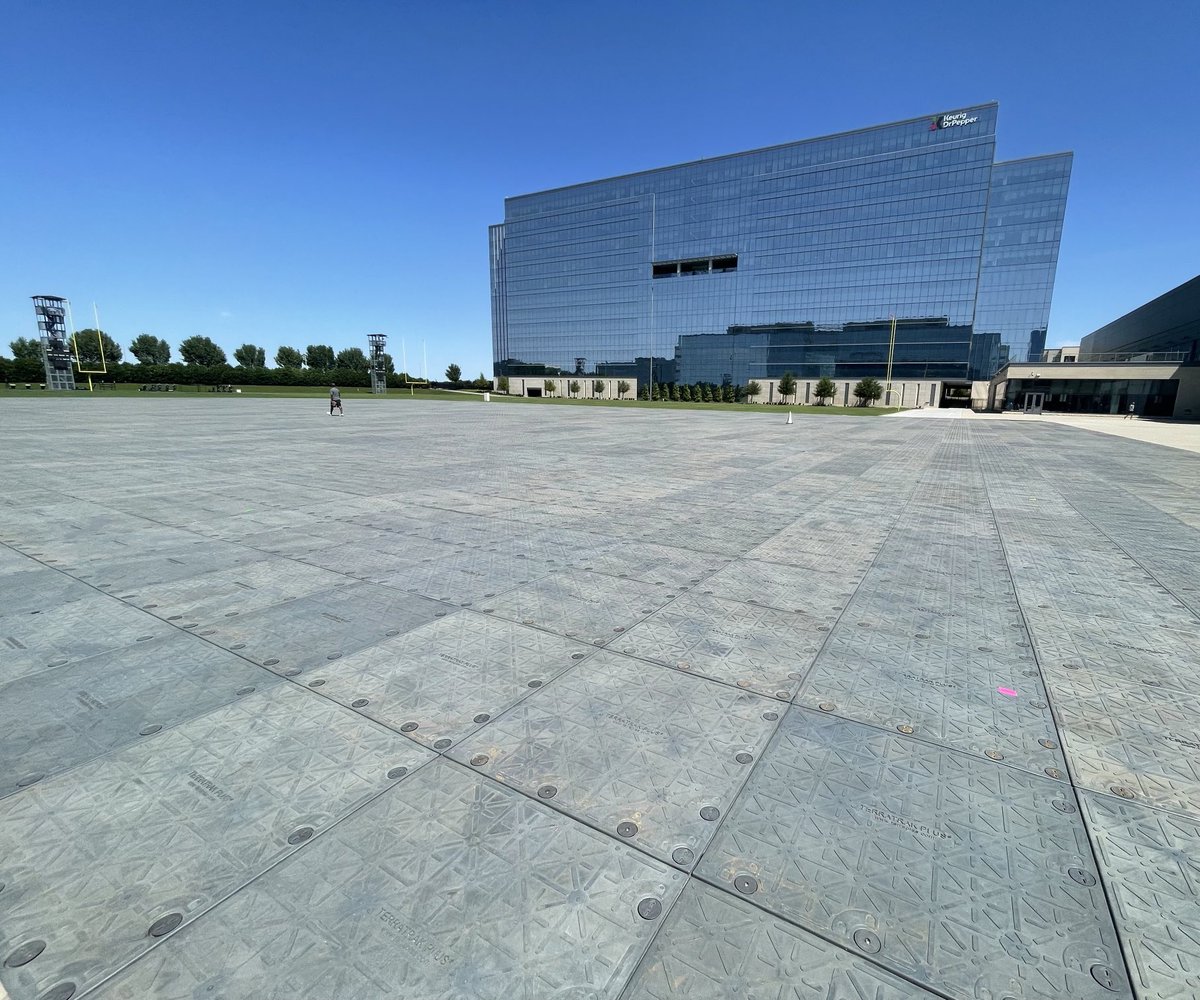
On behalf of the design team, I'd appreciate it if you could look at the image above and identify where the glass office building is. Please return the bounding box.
[490,104,1072,388]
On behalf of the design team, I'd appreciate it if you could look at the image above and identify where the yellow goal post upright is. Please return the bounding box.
[68,302,108,391]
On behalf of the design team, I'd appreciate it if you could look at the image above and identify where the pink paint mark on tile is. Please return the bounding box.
[998,687,1018,697]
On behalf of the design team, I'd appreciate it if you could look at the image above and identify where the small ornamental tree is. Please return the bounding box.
[680,384,692,402]
[700,384,712,402]
[669,383,679,402]
[544,379,557,397]
[814,376,837,406]
[593,379,604,398]
[854,376,883,406]
[640,386,650,400]
[746,380,762,403]
[497,376,510,393]
[721,384,734,402]
[651,384,660,401]
[569,380,581,398]
[445,363,462,385]
[778,371,797,404]
[617,380,630,399]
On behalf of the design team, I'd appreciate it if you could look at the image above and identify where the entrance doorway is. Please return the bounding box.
[1023,392,1044,414]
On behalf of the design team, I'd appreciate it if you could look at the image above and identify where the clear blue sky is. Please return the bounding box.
[3,0,1197,376]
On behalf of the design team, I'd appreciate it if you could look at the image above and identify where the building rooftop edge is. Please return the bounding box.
[505,102,1001,204]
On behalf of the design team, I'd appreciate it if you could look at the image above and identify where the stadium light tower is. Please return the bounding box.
[367,333,388,394]
[31,296,76,391]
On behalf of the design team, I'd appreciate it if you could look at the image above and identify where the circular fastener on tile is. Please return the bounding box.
[400,722,419,733]
[1089,964,1122,992]
[16,773,44,788]
[1068,867,1097,886]
[433,739,452,750]
[434,612,447,618]
[897,724,915,735]
[287,826,314,845]
[852,929,881,954]
[1045,767,1064,779]
[570,653,585,660]
[39,984,77,1000]
[139,724,162,736]
[136,634,154,642]
[236,686,255,696]
[307,679,325,688]
[1031,701,1047,709]
[1051,799,1077,813]
[527,679,543,688]
[263,658,280,666]
[470,754,489,767]
[671,847,695,866]
[148,912,183,937]
[48,657,69,667]
[985,750,1004,761]
[775,690,790,700]
[818,702,835,712]
[537,784,557,799]
[1039,738,1058,749]
[787,672,804,681]
[473,713,490,724]
[351,698,369,708]
[1111,786,1136,799]
[284,668,302,677]
[230,643,246,650]
[735,752,753,764]
[387,766,408,780]
[636,897,662,920]
[733,875,757,895]
[5,939,46,967]
[700,805,720,822]
[762,711,779,721]
[326,653,341,661]
[616,821,638,838]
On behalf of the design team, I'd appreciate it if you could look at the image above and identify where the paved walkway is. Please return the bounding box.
[1,399,1198,1000]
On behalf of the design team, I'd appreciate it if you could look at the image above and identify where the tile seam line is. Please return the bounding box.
[68,750,444,1000]
[972,430,1138,995]
[1039,472,1200,627]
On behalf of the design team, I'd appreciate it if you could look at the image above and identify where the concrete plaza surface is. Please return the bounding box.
[1,397,1199,1000]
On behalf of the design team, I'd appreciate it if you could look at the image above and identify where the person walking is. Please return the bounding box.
[330,384,343,416]
[1125,401,1135,420]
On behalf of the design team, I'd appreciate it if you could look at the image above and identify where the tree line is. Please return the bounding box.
[495,373,885,406]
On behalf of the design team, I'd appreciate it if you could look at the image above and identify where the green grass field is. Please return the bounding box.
[0,381,891,415]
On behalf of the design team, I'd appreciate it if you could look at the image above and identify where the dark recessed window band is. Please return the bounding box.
[652,255,738,278]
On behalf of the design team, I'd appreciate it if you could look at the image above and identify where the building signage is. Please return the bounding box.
[930,111,979,130]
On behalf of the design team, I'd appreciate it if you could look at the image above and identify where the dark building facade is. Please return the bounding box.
[490,104,1072,386]
[1080,273,1200,362]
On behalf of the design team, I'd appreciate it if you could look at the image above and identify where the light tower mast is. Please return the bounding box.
[31,296,76,391]
[367,333,388,394]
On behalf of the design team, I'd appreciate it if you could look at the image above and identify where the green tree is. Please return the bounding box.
[746,380,762,403]
[592,379,604,398]
[233,343,267,367]
[721,384,734,402]
[814,376,837,406]
[701,384,712,402]
[651,384,660,401]
[778,371,797,404]
[445,363,462,385]
[180,336,227,366]
[669,383,679,401]
[305,344,335,370]
[381,353,397,374]
[336,347,369,371]
[680,384,691,402]
[568,380,581,398]
[129,334,171,365]
[9,337,43,363]
[854,376,883,406]
[73,329,123,365]
[544,379,557,397]
[617,380,630,399]
[497,375,510,393]
[275,346,304,368]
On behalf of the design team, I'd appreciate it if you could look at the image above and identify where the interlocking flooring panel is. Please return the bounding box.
[0,565,96,619]
[63,543,266,593]
[304,613,590,748]
[1024,608,1200,695]
[0,683,431,1000]
[373,553,548,606]
[616,592,825,699]
[0,592,176,684]
[699,559,853,617]
[197,582,451,676]
[0,634,279,797]
[91,757,683,1000]
[696,709,1132,1000]
[619,879,943,1000]
[1045,670,1200,818]
[452,651,778,866]
[123,557,349,626]
[481,570,677,645]
[1080,791,1200,1000]
[797,648,1064,775]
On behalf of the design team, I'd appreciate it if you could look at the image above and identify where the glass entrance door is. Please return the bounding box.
[1023,392,1044,414]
